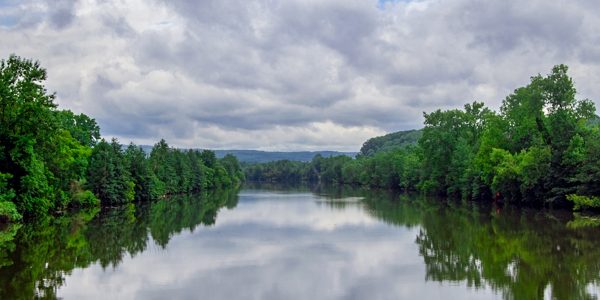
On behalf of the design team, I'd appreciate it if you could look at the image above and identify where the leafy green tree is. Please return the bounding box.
[0,55,62,215]
[124,144,158,201]
[149,139,176,195]
[487,65,597,203]
[0,173,19,222]
[187,150,208,191]
[419,102,490,196]
[87,139,134,205]
[55,110,100,147]
[173,149,193,193]
[200,150,217,168]
[220,154,244,186]
[0,55,103,216]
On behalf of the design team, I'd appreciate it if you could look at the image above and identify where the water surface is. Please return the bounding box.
[1,186,600,299]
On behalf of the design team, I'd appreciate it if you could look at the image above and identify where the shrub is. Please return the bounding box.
[0,201,22,223]
[567,194,600,211]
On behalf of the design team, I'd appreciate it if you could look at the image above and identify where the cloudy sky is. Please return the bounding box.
[1,0,599,151]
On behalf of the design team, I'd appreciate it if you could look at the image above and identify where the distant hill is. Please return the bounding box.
[136,145,355,163]
[213,150,355,163]
[359,129,422,156]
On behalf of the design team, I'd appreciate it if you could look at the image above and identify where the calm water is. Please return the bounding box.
[1,185,600,300]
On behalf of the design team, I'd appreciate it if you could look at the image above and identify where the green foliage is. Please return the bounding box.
[0,55,58,216]
[124,144,156,201]
[244,160,314,183]
[488,146,552,201]
[219,154,245,186]
[61,180,97,209]
[149,139,177,194]
[568,127,600,197]
[566,194,600,211]
[70,189,100,208]
[0,201,21,223]
[419,101,491,196]
[359,129,422,156]
[566,213,600,229]
[145,140,239,195]
[245,146,422,191]
[200,149,217,168]
[87,139,134,205]
[55,110,100,147]
[0,173,15,204]
[0,55,100,217]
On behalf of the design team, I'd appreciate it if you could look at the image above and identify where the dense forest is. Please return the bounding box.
[0,55,244,223]
[245,65,600,210]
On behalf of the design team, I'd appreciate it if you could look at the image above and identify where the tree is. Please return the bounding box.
[149,139,175,195]
[0,55,62,215]
[220,154,244,186]
[492,65,596,203]
[55,110,100,147]
[87,139,134,205]
[124,144,157,201]
[419,102,490,196]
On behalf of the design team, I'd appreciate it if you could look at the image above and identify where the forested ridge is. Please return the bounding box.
[135,146,356,163]
[358,129,421,156]
[245,65,600,210]
[0,55,243,223]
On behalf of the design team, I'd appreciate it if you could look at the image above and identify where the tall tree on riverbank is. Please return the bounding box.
[0,55,100,216]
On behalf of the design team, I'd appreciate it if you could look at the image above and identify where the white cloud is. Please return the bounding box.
[1,0,599,150]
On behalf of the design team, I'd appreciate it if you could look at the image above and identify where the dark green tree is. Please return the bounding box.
[87,139,134,205]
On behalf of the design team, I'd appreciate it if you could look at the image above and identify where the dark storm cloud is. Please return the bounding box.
[1,0,599,150]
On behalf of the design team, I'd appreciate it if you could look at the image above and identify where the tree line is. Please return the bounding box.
[0,55,243,222]
[245,65,600,209]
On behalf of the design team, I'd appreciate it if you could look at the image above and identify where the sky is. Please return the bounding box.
[1,0,600,151]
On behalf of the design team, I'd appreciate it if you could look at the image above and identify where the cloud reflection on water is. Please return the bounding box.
[58,190,497,300]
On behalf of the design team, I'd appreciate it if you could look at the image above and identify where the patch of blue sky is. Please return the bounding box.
[0,0,19,8]
[0,0,20,28]
[0,15,18,28]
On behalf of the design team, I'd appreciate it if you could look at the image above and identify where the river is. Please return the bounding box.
[1,185,599,299]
